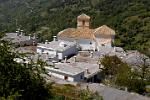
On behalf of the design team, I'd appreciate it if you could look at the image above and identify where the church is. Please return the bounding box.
[57,13,115,51]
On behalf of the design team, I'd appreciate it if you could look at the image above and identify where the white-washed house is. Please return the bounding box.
[37,40,78,60]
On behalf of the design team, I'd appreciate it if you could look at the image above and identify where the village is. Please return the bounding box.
[2,14,150,100]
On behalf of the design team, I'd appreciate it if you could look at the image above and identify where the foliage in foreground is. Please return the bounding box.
[0,40,52,100]
[100,55,150,94]
[51,84,103,100]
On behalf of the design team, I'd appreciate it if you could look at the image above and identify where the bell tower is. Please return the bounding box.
[77,13,90,29]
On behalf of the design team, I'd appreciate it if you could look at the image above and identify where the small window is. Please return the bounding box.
[82,20,85,26]
[64,76,68,80]
[42,49,44,52]
[102,44,105,46]
[81,75,83,79]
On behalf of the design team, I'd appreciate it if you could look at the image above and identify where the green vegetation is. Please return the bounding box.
[51,84,103,100]
[0,40,52,100]
[100,55,150,94]
[0,0,149,56]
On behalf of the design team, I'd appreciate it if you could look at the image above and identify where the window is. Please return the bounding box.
[102,44,105,46]
[64,76,68,80]
[90,42,92,45]
[80,75,83,79]
[42,48,44,52]
[82,20,85,27]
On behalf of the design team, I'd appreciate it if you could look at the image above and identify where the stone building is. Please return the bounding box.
[57,13,115,51]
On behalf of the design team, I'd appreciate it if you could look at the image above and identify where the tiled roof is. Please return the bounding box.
[94,25,115,37]
[77,13,90,21]
[96,38,112,45]
[57,25,115,40]
[58,28,95,40]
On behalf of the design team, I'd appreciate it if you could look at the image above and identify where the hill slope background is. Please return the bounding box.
[0,0,150,56]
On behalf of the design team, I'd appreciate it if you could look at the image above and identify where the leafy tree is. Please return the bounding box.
[0,40,52,100]
[100,55,150,94]
[100,55,124,76]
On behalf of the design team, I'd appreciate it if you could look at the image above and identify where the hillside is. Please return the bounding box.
[0,0,150,56]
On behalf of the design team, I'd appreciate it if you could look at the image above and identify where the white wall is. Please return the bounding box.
[37,47,57,56]
[44,49,57,55]
[37,48,42,54]
[48,71,75,82]
[47,69,84,82]
[78,39,96,51]
[58,53,63,60]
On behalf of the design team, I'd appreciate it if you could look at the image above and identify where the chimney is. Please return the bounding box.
[16,30,19,36]
[114,47,116,52]
[32,41,36,46]
[29,34,31,40]
[64,56,67,63]
[86,68,90,74]
[45,53,49,61]
[53,36,57,41]
[125,87,128,92]
[52,60,55,67]
[74,56,77,62]
[45,40,48,44]
[20,30,24,36]
[33,33,36,39]
[90,51,93,58]
[16,28,20,36]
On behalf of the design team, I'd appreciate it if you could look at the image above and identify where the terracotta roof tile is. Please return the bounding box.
[97,38,112,44]
[94,25,115,37]
[58,28,95,40]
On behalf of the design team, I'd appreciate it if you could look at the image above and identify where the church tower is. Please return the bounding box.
[77,13,90,29]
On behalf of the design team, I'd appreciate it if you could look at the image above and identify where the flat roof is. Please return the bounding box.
[3,33,36,43]
[46,62,100,78]
[37,40,76,52]
[45,63,84,76]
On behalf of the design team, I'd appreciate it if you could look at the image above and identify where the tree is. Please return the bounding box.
[0,40,52,100]
[100,55,124,77]
[100,55,150,94]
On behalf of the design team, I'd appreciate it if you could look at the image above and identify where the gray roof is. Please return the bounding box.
[37,40,76,52]
[49,62,100,78]
[45,63,84,76]
[82,83,150,100]
[5,33,18,37]
[114,47,125,52]
[124,51,150,66]
[3,32,36,43]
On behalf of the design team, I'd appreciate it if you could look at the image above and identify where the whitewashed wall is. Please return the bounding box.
[37,48,42,54]
[44,49,57,55]
[78,39,96,51]
[47,70,84,82]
